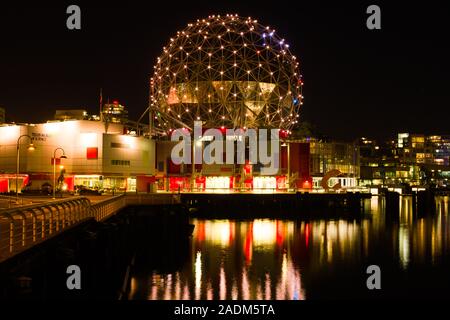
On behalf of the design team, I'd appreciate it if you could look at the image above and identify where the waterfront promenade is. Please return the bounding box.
[0,193,179,263]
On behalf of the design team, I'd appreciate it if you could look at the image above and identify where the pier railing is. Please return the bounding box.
[0,195,126,263]
[91,195,127,222]
[125,193,180,206]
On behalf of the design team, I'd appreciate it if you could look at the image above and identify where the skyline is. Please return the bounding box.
[0,1,449,140]
[1,2,450,305]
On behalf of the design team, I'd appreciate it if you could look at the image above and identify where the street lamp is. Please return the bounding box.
[16,135,35,203]
[53,148,67,199]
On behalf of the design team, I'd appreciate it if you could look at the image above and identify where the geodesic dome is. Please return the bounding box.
[150,14,303,133]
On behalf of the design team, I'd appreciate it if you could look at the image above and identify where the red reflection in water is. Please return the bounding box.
[127,197,450,300]
[276,220,284,247]
[229,222,235,243]
[305,223,310,247]
[244,222,253,263]
[196,221,205,243]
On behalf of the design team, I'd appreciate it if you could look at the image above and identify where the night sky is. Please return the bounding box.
[0,1,449,140]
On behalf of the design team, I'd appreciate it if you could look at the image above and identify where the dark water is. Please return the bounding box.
[129,196,450,300]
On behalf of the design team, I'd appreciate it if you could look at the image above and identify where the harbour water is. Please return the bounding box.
[128,196,450,300]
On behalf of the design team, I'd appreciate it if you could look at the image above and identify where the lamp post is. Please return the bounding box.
[53,148,67,199]
[16,135,35,203]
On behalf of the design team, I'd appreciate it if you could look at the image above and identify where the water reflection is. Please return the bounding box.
[129,196,450,300]
[397,196,450,268]
[188,219,307,300]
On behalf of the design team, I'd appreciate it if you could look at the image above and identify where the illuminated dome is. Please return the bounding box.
[150,14,303,132]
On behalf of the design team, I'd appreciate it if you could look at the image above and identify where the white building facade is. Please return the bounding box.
[0,120,155,193]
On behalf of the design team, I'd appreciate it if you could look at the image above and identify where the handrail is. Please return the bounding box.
[91,194,127,222]
[0,196,91,215]
[0,195,126,263]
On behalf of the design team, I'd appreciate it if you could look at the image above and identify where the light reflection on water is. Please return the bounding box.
[129,196,450,300]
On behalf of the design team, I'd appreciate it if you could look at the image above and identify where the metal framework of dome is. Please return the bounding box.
[150,14,303,133]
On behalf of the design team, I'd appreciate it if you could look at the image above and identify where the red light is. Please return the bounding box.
[86,147,98,159]
[279,130,289,139]
[302,180,312,189]
[113,100,119,105]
